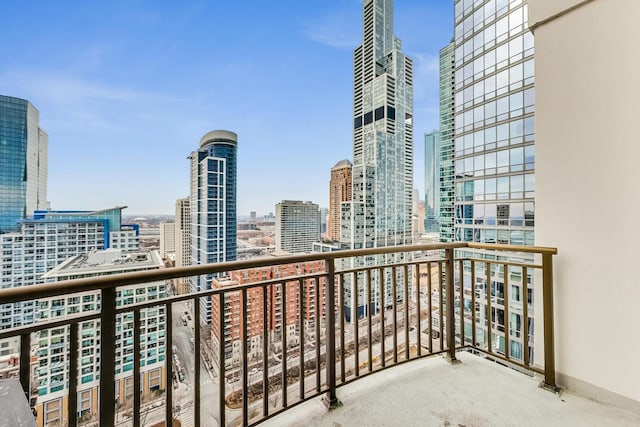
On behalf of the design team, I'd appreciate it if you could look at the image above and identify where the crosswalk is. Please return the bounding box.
[178,410,194,427]
[185,378,215,391]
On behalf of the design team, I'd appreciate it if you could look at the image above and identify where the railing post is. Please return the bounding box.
[444,248,458,364]
[323,258,342,409]
[541,252,559,392]
[19,333,30,402]
[100,287,116,427]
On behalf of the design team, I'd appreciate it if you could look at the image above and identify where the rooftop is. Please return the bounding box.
[263,351,640,427]
[41,249,163,279]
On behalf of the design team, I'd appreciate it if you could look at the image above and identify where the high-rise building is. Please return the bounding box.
[411,188,426,238]
[328,160,352,241]
[37,249,166,425]
[275,200,320,254]
[0,207,138,330]
[438,41,456,242]
[0,95,48,233]
[341,0,413,321]
[190,130,237,325]
[451,0,535,360]
[159,222,176,258]
[452,0,535,246]
[174,197,191,294]
[424,131,441,233]
[211,261,326,369]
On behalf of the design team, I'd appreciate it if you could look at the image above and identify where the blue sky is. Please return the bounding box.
[0,0,453,216]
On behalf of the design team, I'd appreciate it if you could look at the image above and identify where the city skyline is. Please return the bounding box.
[0,1,452,215]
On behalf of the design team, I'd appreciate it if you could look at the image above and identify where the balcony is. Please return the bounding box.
[0,243,637,426]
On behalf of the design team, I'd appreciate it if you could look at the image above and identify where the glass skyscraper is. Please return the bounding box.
[190,130,237,325]
[452,0,535,246]
[439,41,456,243]
[450,0,535,362]
[341,0,413,321]
[424,130,441,233]
[0,95,48,233]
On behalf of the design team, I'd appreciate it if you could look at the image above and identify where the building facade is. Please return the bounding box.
[159,222,176,258]
[36,250,166,426]
[0,207,138,330]
[211,261,327,369]
[275,201,320,254]
[0,95,48,233]
[174,197,191,294]
[328,160,352,241]
[190,130,237,325]
[452,0,535,246]
[424,131,441,233]
[340,0,414,321]
[450,0,535,362]
[439,41,456,242]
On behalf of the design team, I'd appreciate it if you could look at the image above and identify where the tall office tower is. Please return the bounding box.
[452,0,534,246]
[341,0,413,321]
[190,130,237,325]
[0,95,48,233]
[159,222,176,258]
[438,41,456,242]
[174,197,191,294]
[0,207,138,329]
[452,0,535,360]
[37,250,165,426]
[424,131,441,233]
[328,159,352,241]
[275,200,321,254]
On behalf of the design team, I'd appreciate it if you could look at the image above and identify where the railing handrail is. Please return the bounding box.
[0,242,557,305]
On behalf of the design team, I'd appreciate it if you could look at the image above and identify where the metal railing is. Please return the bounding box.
[0,242,557,427]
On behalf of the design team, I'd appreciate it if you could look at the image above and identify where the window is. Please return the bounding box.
[44,399,62,425]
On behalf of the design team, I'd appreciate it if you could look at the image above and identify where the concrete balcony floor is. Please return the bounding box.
[262,351,639,427]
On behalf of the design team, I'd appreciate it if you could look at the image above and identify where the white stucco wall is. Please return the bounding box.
[531,0,640,406]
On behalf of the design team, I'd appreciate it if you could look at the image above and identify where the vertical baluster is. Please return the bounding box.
[262,285,269,418]
[241,288,249,426]
[298,279,305,400]
[379,267,385,368]
[100,287,116,427]
[194,298,201,427]
[164,303,173,427]
[366,269,372,372]
[218,293,226,427]
[323,258,340,408]
[445,248,457,363]
[404,264,410,361]
[415,263,422,356]
[134,310,141,427]
[68,323,78,427]
[339,273,346,383]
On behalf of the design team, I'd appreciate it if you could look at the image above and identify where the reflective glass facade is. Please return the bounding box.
[424,130,441,233]
[190,130,237,325]
[451,0,535,363]
[453,0,534,245]
[0,95,48,233]
[439,41,456,242]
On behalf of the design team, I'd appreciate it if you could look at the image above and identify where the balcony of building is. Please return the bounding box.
[0,241,637,427]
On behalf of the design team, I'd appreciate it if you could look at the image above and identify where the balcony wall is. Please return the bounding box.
[532,0,640,409]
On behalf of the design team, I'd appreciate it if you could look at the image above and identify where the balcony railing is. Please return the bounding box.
[0,242,557,427]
